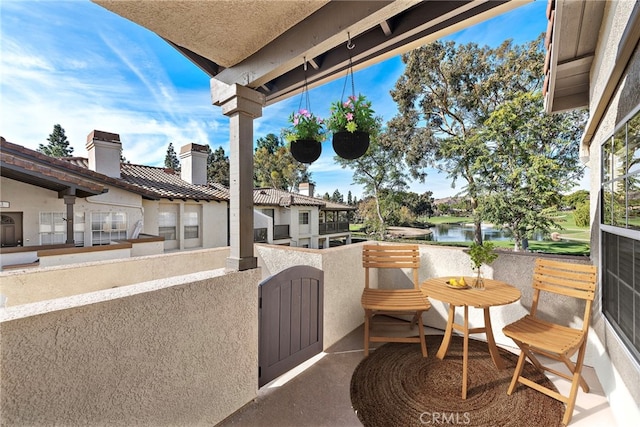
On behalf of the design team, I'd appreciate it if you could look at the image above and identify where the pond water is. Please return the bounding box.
[421,223,546,243]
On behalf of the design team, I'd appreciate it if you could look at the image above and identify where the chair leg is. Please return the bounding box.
[507,350,527,395]
[561,354,590,393]
[417,311,427,357]
[563,344,589,426]
[410,313,419,329]
[364,309,371,357]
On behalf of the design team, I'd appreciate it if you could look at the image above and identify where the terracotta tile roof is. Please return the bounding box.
[0,138,155,198]
[322,199,356,211]
[2,138,353,208]
[253,187,355,210]
[62,157,227,201]
[120,163,227,201]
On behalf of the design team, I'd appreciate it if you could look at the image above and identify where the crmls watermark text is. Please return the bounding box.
[419,412,471,425]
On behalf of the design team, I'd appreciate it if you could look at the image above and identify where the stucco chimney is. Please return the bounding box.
[180,143,208,185]
[86,130,122,178]
[299,182,315,197]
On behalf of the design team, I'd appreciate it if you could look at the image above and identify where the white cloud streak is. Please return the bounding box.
[1,0,568,200]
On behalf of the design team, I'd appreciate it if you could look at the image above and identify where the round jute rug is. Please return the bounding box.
[350,335,564,427]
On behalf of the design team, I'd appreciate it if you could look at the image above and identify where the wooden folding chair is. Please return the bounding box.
[361,244,431,357]
[502,258,597,426]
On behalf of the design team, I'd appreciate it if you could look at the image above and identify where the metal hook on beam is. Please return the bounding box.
[346,32,355,50]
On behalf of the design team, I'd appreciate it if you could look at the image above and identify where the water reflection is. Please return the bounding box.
[423,223,546,242]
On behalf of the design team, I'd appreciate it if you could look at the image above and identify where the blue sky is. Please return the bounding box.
[1,0,583,199]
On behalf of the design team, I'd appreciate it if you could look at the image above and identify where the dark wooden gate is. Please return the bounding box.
[258,265,324,387]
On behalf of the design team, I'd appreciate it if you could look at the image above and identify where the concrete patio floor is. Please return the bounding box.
[218,323,618,427]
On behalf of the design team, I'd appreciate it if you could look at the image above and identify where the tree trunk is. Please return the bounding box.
[471,196,482,245]
[373,186,385,240]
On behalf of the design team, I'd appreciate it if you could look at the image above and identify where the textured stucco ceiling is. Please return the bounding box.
[95,0,329,68]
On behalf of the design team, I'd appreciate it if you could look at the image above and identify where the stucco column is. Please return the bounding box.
[63,195,76,245]
[211,80,265,271]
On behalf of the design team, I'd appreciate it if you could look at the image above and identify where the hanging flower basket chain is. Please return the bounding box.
[326,33,377,160]
[282,58,327,164]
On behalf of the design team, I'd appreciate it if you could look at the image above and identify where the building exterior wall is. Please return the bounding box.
[77,187,144,244]
[0,178,62,246]
[142,199,227,251]
[0,178,146,247]
[0,267,260,426]
[586,0,640,419]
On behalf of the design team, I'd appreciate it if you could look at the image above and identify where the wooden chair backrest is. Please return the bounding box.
[362,244,420,290]
[530,258,597,331]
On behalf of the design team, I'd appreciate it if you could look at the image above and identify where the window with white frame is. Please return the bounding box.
[73,212,85,246]
[158,207,177,241]
[39,212,65,245]
[600,108,640,364]
[91,211,127,245]
[39,212,86,246]
[183,206,200,239]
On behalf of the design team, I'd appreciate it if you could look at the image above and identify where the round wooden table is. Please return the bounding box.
[421,277,521,399]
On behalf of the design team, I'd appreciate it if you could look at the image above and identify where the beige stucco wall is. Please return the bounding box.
[0,177,146,247]
[256,242,595,354]
[0,178,68,246]
[1,242,632,425]
[585,0,640,420]
[0,267,260,426]
[142,199,228,250]
[0,246,230,306]
[38,246,132,268]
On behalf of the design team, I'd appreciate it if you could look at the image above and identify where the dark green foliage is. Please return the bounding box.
[38,124,73,157]
[562,190,590,209]
[164,142,180,171]
[475,92,587,250]
[253,133,311,190]
[574,202,590,227]
[207,146,229,186]
[387,36,546,243]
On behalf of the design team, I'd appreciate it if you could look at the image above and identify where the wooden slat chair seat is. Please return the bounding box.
[362,244,431,357]
[502,258,597,426]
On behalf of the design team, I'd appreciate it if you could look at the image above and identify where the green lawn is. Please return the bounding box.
[420,216,471,225]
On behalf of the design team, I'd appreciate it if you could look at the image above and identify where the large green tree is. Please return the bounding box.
[38,124,73,157]
[253,133,310,191]
[164,142,180,171]
[387,36,545,243]
[337,126,409,239]
[207,145,230,186]
[475,92,587,250]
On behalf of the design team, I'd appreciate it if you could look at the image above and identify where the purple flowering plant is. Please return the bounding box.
[282,109,327,143]
[326,94,376,134]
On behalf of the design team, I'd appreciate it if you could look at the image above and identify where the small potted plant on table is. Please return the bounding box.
[283,109,327,164]
[468,241,499,290]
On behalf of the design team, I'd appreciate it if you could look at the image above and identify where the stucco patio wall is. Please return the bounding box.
[0,246,230,306]
[255,242,594,355]
[256,242,366,349]
[0,267,260,426]
[1,242,631,426]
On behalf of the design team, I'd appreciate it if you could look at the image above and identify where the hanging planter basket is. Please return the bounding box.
[290,139,322,164]
[332,131,370,160]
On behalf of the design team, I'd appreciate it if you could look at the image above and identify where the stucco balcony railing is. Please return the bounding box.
[0,243,621,426]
